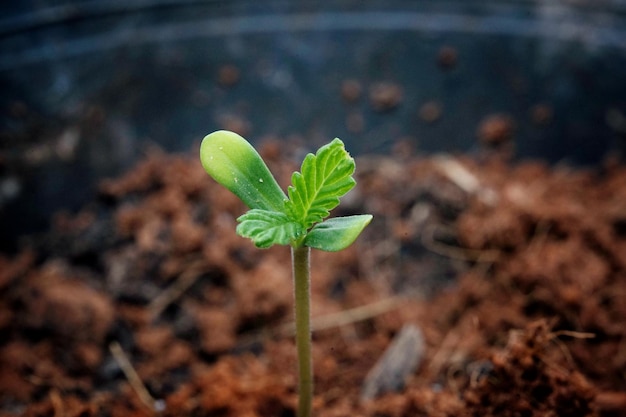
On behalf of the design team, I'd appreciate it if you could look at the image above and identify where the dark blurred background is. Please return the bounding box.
[1,0,626,251]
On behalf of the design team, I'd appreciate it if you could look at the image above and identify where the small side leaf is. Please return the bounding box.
[237,209,305,248]
[285,138,356,229]
[304,215,373,252]
[200,130,287,212]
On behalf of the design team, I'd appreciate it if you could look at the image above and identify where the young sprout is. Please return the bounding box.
[200,130,372,417]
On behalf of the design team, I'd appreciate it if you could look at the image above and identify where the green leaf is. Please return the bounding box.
[285,138,356,229]
[201,132,371,250]
[237,209,305,248]
[304,215,373,252]
[200,130,287,212]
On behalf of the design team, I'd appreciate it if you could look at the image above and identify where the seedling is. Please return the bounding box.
[200,130,372,417]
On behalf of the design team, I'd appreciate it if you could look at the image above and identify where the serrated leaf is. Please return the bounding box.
[200,130,287,212]
[236,209,304,248]
[304,215,373,252]
[285,138,356,229]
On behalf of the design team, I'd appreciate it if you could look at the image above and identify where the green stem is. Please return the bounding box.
[292,245,312,417]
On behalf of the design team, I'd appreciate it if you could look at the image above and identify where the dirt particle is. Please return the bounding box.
[391,138,416,161]
[341,79,363,103]
[217,64,241,87]
[477,113,515,146]
[418,101,443,123]
[369,82,403,112]
[346,111,366,133]
[437,45,458,70]
[217,114,251,137]
[530,103,554,126]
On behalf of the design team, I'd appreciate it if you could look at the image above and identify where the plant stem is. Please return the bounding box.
[292,245,312,417]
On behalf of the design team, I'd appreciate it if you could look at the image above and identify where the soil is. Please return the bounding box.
[1,141,625,417]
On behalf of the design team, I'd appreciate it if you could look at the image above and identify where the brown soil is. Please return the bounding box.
[1,142,625,417]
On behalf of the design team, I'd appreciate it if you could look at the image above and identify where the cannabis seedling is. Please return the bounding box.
[200,130,372,417]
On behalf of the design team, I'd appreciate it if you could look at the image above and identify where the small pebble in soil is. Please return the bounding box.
[361,324,425,400]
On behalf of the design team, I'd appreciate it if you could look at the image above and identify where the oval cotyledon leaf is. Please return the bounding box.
[200,130,287,212]
[304,214,373,252]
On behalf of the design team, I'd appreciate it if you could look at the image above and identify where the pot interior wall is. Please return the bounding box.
[1,0,626,250]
